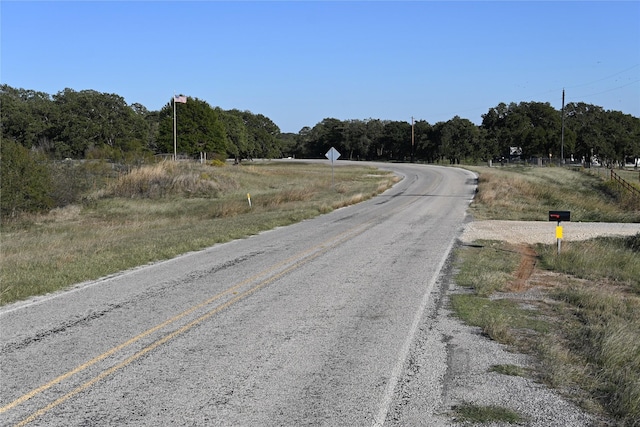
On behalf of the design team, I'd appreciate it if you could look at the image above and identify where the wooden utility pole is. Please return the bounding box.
[411,116,415,163]
[561,89,565,165]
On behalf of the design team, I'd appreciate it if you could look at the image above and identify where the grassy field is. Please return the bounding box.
[453,165,640,425]
[0,160,396,305]
[463,165,640,222]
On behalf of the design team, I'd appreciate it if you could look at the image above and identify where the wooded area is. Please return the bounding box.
[2,84,639,164]
[2,83,639,218]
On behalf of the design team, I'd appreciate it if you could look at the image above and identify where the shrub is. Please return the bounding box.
[0,140,53,218]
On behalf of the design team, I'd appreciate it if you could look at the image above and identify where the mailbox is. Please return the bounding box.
[549,211,570,222]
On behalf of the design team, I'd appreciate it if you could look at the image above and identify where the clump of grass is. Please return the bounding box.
[548,283,640,423]
[104,161,225,198]
[452,403,524,424]
[455,241,520,296]
[490,364,528,377]
[537,234,640,293]
[449,294,547,344]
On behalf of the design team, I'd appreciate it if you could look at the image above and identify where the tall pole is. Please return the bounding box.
[561,89,565,165]
[411,116,415,163]
[173,95,177,161]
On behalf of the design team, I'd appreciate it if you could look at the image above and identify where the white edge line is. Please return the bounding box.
[372,236,456,426]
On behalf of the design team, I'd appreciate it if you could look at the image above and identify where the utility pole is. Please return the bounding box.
[561,89,565,165]
[411,116,415,163]
[173,95,177,161]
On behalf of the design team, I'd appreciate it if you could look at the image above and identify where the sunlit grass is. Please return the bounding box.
[452,236,640,424]
[463,165,640,222]
[0,161,397,305]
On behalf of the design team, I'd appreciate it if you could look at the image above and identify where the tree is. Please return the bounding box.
[218,109,250,162]
[380,121,411,160]
[413,120,433,161]
[240,111,282,158]
[0,140,53,218]
[0,85,56,153]
[157,97,227,157]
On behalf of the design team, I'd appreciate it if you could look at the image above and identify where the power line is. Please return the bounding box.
[567,79,640,102]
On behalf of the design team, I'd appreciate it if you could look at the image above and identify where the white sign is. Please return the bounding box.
[325,147,341,163]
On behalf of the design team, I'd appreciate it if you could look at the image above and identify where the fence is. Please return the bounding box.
[610,169,640,201]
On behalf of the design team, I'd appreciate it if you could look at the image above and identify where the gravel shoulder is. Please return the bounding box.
[389,220,639,426]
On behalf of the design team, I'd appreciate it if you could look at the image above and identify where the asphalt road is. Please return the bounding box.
[0,162,477,426]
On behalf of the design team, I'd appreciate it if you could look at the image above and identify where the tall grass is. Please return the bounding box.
[0,161,396,305]
[549,282,640,424]
[464,165,640,222]
[538,235,640,292]
[453,163,640,425]
[453,237,640,424]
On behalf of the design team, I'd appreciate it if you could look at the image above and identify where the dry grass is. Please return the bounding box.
[453,165,640,424]
[464,165,640,222]
[453,237,640,425]
[0,161,396,305]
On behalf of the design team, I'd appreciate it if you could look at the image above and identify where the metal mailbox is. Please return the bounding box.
[549,211,570,222]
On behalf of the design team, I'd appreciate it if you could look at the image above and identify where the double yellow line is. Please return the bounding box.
[2,221,372,426]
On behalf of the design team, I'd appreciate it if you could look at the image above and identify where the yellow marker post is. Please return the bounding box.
[247,193,252,208]
[549,211,570,255]
[556,225,563,254]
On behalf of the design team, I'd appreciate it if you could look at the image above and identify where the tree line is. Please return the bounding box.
[2,84,639,166]
[292,103,640,166]
[0,85,284,162]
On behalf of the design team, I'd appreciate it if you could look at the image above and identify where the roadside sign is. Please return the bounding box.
[325,147,341,163]
[325,147,341,188]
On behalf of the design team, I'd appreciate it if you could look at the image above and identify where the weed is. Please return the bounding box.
[490,364,528,377]
[452,403,524,424]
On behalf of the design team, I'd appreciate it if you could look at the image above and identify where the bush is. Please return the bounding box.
[0,140,53,218]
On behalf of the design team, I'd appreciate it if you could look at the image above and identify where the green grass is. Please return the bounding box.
[537,235,640,292]
[452,403,525,424]
[490,364,529,377]
[0,161,397,305]
[455,241,521,297]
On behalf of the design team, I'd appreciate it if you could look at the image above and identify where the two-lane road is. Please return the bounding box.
[1,163,477,426]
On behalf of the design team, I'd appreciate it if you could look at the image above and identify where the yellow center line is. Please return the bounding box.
[2,222,369,419]
[14,223,372,426]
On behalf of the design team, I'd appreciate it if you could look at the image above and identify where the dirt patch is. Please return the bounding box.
[508,244,538,292]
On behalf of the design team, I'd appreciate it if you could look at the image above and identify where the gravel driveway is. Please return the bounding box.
[460,220,640,245]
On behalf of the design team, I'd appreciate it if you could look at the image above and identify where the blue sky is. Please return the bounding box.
[2,1,639,133]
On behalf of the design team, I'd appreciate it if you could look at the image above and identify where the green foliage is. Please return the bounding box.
[0,140,53,218]
[4,83,637,164]
[157,97,227,157]
[453,235,640,424]
[466,165,640,223]
[549,283,640,423]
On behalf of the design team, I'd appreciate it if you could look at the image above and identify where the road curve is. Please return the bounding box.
[0,162,477,426]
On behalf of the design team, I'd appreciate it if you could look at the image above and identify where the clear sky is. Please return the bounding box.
[2,1,639,133]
